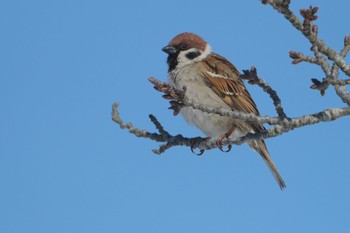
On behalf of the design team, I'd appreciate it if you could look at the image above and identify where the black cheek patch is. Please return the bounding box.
[186,51,201,59]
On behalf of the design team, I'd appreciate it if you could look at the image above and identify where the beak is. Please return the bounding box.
[162,45,177,55]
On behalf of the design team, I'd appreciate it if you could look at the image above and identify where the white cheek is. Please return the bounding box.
[176,45,212,68]
[176,50,196,67]
[194,44,211,62]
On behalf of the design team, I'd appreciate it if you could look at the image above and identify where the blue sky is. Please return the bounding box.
[1,0,349,232]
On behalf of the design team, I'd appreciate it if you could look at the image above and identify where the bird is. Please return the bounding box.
[162,32,286,189]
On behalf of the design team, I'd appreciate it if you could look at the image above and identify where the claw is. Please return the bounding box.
[215,127,235,153]
[216,136,232,152]
[217,144,232,152]
[191,146,205,156]
[190,136,211,156]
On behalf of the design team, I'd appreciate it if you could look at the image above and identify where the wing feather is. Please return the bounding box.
[202,53,260,116]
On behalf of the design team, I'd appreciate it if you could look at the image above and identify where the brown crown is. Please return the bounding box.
[168,32,207,51]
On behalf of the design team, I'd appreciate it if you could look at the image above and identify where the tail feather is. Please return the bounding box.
[249,140,286,190]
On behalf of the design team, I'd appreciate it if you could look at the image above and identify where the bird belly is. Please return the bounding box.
[169,65,246,139]
[181,107,236,138]
[179,81,244,138]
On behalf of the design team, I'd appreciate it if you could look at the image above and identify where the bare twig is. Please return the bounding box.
[112,102,150,138]
[340,35,350,58]
[148,77,186,116]
[263,1,350,76]
[113,102,350,154]
[289,51,317,64]
[149,76,282,125]
[300,6,319,36]
[311,45,331,76]
[240,66,288,120]
[196,107,350,150]
[330,35,350,105]
[263,1,350,105]
[112,102,194,154]
[309,78,350,96]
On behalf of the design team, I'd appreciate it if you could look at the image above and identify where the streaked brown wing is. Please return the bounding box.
[202,53,260,116]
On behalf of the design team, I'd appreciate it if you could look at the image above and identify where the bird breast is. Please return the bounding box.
[168,64,244,138]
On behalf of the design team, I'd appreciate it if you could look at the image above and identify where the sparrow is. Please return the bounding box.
[162,32,286,189]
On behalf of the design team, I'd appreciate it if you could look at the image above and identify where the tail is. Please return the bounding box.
[248,140,286,190]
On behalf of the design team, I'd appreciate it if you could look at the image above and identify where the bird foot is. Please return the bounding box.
[215,127,235,152]
[216,136,232,152]
[190,136,211,156]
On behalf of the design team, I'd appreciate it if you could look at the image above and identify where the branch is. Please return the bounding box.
[149,75,282,125]
[198,107,350,150]
[113,102,350,154]
[240,66,288,120]
[262,1,350,76]
[340,35,350,58]
[330,36,350,105]
[309,76,350,98]
[112,102,150,138]
[310,44,331,76]
[263,1,350,105]
[289,51,318,65]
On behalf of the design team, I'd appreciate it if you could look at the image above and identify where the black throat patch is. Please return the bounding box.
[167,53,179,72]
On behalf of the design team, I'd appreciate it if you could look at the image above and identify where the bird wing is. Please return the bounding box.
[201,53,285,189]
[202,53,260,117]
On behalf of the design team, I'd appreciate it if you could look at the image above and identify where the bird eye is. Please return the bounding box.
[180,44,189,50]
